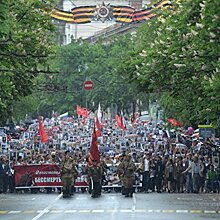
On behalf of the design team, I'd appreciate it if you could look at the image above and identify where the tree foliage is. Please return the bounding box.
[0,0,56,124]
[117,0,220,127]
[11,0,219,128]
[35,35,149,117]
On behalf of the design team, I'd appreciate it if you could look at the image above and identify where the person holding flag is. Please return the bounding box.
[88,159,102,198]
[87,126,102,198]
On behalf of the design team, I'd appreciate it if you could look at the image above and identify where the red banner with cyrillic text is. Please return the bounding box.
[14,164,88,188]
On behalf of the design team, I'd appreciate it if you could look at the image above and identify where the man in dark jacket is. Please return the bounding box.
[0,157,4,193]
[3,158,10,193]
[155,155,164,193]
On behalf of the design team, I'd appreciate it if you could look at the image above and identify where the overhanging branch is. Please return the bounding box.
[0,52,53,58]
[0,68,60,74]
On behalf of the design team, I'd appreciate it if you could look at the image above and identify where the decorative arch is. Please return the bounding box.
[50,0,172,24]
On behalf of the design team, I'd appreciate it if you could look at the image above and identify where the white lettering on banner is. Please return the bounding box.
[34,177,61,183]
[35,170,60,175]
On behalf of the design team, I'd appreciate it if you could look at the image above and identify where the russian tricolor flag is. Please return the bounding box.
[116,111,126,131]
[58,112,68,119]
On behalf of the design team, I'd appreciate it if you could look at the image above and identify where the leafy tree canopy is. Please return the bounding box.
[0,0,56,124]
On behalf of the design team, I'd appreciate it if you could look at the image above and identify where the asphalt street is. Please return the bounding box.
[0,191,219,220]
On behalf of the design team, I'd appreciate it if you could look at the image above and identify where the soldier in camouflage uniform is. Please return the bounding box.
[60,153,77,198]
[120,154,136,197]
[116,154,125,195]
[88,160,102,198]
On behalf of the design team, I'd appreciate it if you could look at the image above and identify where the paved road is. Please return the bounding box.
[0,192,219,220]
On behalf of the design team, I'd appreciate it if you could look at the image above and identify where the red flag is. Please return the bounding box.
[82,109,88,118]
[77,105,83,115]
[167,118,182,127]
[38,117,49,143]
[77,105,88,118]
[88,127,100,167]
[116,114,122,129]
[116,113,126,130]
[95,117,101,137]
[132,113,139,128]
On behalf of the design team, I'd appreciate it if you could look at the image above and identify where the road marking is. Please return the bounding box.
[0,198,36,201]
[132,194,136,211]
[106,209,117,213]
[78,210,90,213]
[177,198,203,201]
[36,210,49,213]
[23,210,35,214]
[92,210,104,213]
[1,209,220,215]
[120,209,133,213]
[31,193,62,220]
[176,210,188,213]
[64,210,77,213]
[8,211,21,214]
[147,210,161,213]
[131,195,136,220]
[190,210,202,213]
[134,209,146,213]
[204,210,217,214]
[162,210,175,213]
[50,210,62,213]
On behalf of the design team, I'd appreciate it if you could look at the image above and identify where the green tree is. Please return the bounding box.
[0,0,56,124]
[117,0,220,127]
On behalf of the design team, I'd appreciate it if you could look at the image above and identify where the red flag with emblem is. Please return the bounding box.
[88,126,100,167]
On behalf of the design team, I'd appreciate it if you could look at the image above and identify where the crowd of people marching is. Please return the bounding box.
[0,115,219,196]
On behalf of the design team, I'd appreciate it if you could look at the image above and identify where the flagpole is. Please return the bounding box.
[85,93,88,110]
